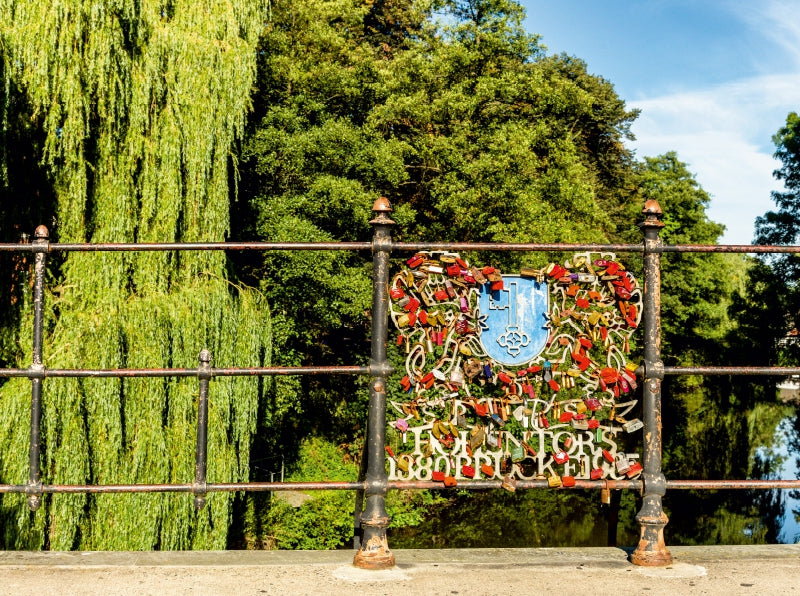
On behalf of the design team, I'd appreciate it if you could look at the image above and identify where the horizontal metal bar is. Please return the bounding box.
[0,366,371,379]
[4,478,799,495]
[7,364,798,379]
[664,366,800,376]
[2,241,799,255]
[666,480,800,489]
[661,244,800,254]
[396,242,643,253]
[0,242,372,253]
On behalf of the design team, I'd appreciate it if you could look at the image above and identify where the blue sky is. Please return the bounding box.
[519,0,800,244]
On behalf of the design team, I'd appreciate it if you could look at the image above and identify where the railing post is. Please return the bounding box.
[26,225,48,511]
[630,200,673,566]
[194,349,212,510]
[353,198,396,569]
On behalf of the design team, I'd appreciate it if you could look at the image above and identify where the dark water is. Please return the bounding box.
[390,412,800,548]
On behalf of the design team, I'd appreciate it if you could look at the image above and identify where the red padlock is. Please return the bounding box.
[561,475,576,488]
[406,254,425,268]
[553,450,569,464]
[432,471,445,482]
[461,465,476,478]
[626,462,643,478]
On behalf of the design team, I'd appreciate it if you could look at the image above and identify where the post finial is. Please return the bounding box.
[640,200,665,229]
[372,197,392,213]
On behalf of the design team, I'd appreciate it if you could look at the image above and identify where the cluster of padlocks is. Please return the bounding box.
[387,251,644,489]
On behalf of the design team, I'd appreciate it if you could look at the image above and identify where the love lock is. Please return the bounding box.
[614,453,630,475]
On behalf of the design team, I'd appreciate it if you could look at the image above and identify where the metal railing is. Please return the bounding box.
[1,199,800,568]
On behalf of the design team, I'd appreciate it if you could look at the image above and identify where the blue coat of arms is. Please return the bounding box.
[478,276,549,365]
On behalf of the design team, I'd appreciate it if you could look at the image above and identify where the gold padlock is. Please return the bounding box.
[548,475,563,488]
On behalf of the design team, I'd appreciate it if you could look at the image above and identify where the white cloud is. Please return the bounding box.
[728,0,800,68]
[629,73,800,244]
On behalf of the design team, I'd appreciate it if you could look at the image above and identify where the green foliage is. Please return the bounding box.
[258,437,358,550]
[0,0,277,549]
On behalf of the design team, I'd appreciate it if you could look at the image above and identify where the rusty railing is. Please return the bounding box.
[1,199,800,568]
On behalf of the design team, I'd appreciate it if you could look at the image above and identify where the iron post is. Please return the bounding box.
[630,200,673,566]
[353,198,396,569]
[26,225,48,511]
[194,349,211,510]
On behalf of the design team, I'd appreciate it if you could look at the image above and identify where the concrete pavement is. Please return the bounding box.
[0,545,798,595]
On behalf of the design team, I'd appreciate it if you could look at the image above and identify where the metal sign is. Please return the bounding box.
[478,276,548,365]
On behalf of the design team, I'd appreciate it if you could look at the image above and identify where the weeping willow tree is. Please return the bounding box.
[0,1,277,549]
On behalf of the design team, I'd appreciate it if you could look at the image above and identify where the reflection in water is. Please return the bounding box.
[775,416,800,543]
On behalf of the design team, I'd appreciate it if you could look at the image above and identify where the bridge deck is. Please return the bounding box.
[1,545,797,595]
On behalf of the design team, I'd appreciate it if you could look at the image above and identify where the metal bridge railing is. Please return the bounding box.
[1,199,800,568]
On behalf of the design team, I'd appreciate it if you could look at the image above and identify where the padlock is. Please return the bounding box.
[590,468,603,480]
[602,449,614,463]
[522,441,537,457]
[426,264,444,275]
[584,398,602,411]
[553,450,569,465]
[501,475,517,492]
[511,444,525,462]
[406,254,425,268]
[587,418,599,429]
[626,462,643,478]
[400,375,411,391]
[614,453,630,474]
[390,287,405,300]
[461,465,476,478]
[571,419,588,431]
[600,487,611,504]
[561,475,576,488]
[443,475,457,487]
[623,419,644,433]
[433,288,448,301]
[548,475,563,488]
[403,296,420,313]
[471,267,487,284]
[559,411,573,423]
[396,454,412,473]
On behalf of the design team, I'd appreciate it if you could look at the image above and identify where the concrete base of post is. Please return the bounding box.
[353,534,396,569]
[630,511,673,566]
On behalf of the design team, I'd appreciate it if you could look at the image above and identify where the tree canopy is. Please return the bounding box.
[0,0,276,549]
[0,0,789,550]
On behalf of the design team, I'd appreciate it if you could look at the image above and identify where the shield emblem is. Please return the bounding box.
[478,276,549,366]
